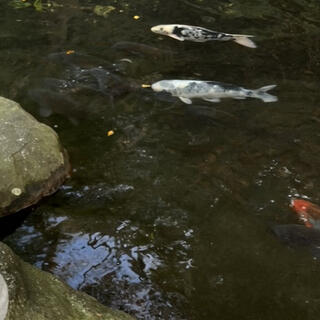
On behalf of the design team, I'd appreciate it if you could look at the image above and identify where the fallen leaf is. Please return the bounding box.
[120,58,133,63]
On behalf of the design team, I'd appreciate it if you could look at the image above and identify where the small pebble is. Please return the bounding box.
[11,188,22,196]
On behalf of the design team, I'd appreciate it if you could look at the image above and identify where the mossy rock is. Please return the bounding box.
[0,242,134,320]
[0,96,71,217]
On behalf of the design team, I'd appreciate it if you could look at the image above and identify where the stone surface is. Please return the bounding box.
[0,242,134,320]
[0,273,8,320]
[0,96,71,217]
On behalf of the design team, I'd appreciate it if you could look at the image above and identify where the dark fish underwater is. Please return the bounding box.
[272,224,320,259]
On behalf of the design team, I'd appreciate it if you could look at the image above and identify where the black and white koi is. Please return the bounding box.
[151,24,256,48]
[151,80,277,104]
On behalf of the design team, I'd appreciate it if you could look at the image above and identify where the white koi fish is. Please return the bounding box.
[151,80,277,104]
[151,24,256,48]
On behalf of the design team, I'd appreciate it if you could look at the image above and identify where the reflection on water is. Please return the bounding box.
[6,188,192,319]
[2,0,320,319]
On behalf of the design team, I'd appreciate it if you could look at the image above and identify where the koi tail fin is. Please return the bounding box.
[231,34,257,48]
[252,84,278,103]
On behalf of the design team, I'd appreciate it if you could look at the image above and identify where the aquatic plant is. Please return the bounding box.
[9,0,42,11]
[9,0,32,9]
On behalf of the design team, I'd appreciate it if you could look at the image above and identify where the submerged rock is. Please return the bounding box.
[0,96,70,217]
[28,53,136,122]
[0,242,134,320]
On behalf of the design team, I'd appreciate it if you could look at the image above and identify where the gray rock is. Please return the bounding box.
[0,242,135,320]
[0,96,71,217]
[0,273,8,320]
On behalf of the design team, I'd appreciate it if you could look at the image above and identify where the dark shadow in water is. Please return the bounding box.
[0,209,32,241]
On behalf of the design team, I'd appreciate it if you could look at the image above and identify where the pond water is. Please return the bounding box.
[1,0,320,319]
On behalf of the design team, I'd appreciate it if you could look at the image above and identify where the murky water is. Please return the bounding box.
[1,0,320,319]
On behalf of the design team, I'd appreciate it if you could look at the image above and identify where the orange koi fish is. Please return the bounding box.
[291,198,320,229]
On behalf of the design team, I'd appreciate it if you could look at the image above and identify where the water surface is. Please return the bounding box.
[2,0,320,319]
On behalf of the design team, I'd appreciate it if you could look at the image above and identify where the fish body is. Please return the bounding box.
[151,24,256,48]
[272,224,320,258]
[291,198,320,229]
[151,80,277,104]
[28,88,80,122]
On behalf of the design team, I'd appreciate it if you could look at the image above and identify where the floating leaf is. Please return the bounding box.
[33,0,42,11]
[120,58,133,63]
[107,130,115,136]
[93,5,116,18]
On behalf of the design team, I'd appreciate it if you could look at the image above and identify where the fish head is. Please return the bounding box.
[151,25,175,36]
[291,198,310,213]
[151,80,173,93]
[290,198,320,228]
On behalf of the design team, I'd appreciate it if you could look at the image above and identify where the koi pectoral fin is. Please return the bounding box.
[169,34,185,41]
[305,221,314,228]
[231,34,257,48]
[203,98,221,103]
[179,96,192,104]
